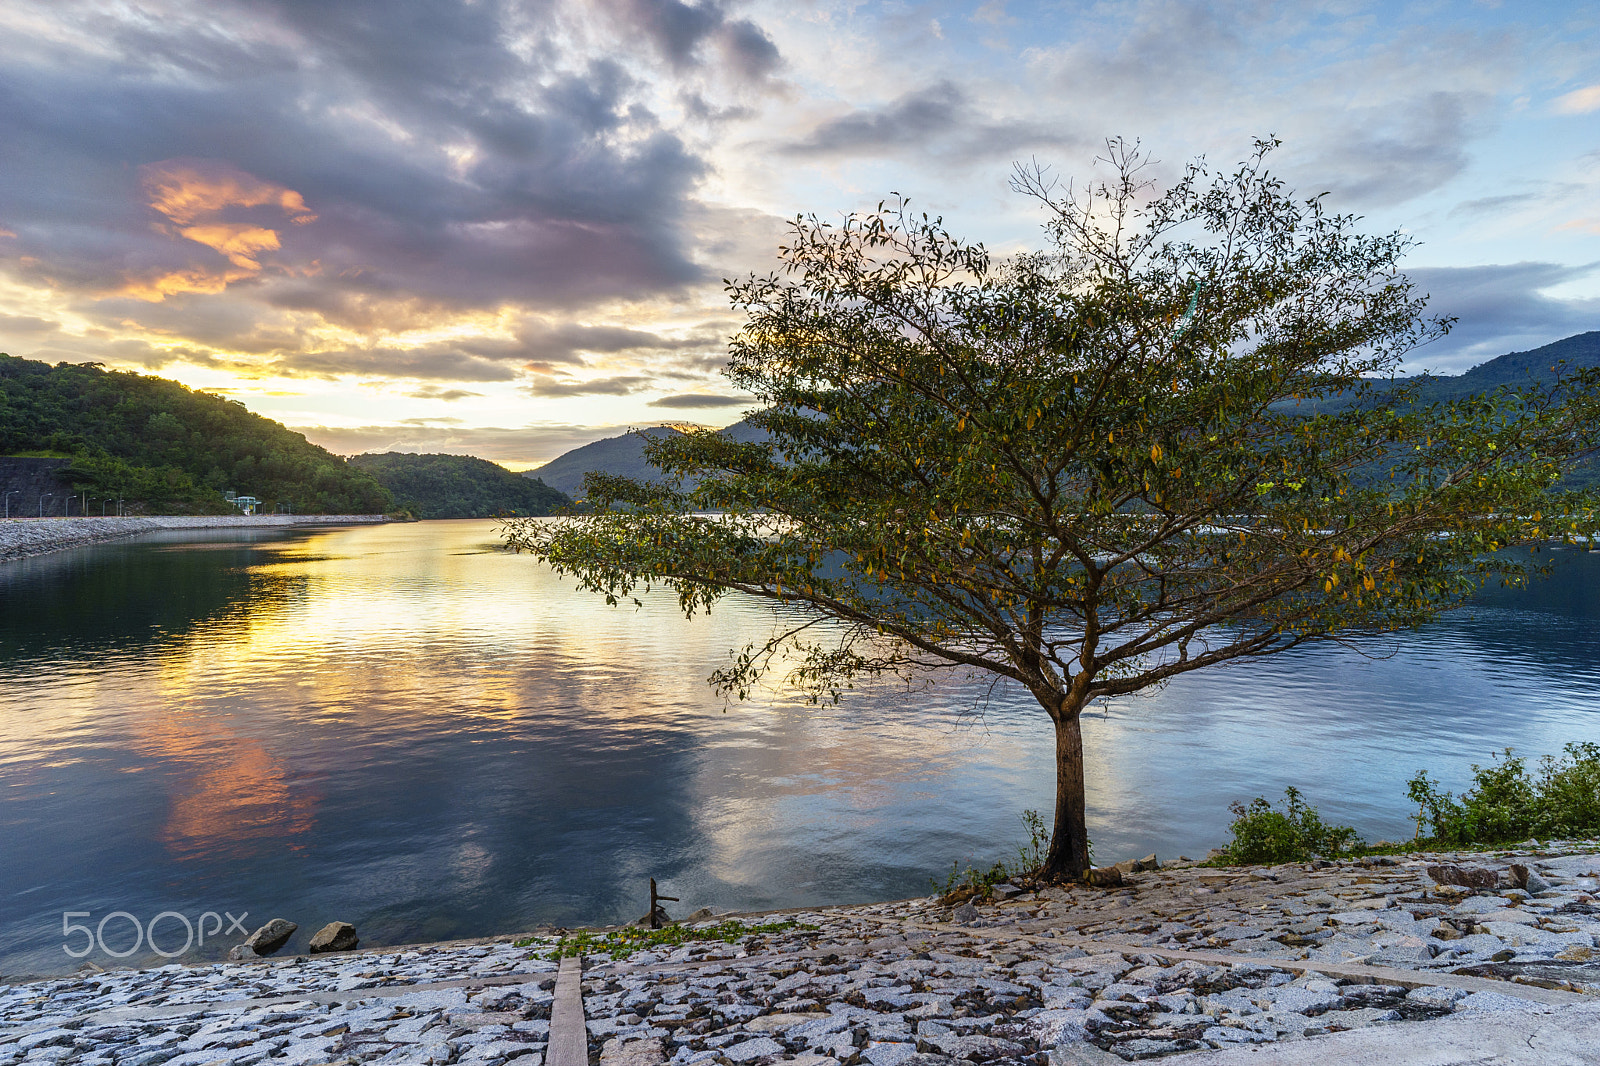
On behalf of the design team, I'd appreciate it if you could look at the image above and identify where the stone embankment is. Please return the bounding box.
[3,845,1599,1065]
[0,515,390,562]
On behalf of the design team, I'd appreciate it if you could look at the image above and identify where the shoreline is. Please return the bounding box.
[3,845,1597,1064]
[0,514,391,562]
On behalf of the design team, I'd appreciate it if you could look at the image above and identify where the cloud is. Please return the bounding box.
[1553,84,1600,115]
[1304,92,1487,207]
[278,345,525,382]
[0,313,60,334]
[1398,262,1600,374]
[404,385,482,401]
[597,0,780,82]
[141,159,317,228]
[782,82,1070,160]
[516,322,710,364]
[647,392,749,407]
[523,373,655,397]
[0,0,721,342]
[299,421,636,468]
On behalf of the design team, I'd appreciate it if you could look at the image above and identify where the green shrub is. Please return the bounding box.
[1408,743,1600,845]
[934,807,1057,896]
[1219,786,1361,864]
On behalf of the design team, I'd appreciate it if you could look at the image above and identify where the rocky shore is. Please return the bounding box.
[3,845,1598,1065]
[0,516,390,562]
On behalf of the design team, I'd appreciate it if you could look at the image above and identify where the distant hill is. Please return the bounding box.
[525,419,769,497]
[527,426,687,496]
[529,334,1600,496]
[350,452,571,519]
[1371,331,1600,401]
[0,354,391,515]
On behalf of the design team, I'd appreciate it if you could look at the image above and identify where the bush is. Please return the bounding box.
[1219,786,1361,864]
[935,808,1055,897]
[1407,743,1600,845]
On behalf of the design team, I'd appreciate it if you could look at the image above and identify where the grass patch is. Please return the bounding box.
[516,919,815,960]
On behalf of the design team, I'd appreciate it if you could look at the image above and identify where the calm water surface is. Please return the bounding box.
[2,520,1598,974]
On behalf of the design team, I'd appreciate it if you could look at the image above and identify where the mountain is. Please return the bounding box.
[526,426,687,496]
[350,452,571,519]
[0,353,391,515]
[525,419,769,497]
[528,334,1600,496]
[1371,331,1600,401]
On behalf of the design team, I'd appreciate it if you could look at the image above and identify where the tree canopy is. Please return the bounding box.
[351,452,571,519]
[504,140,1600,880]
[0,354,391,514]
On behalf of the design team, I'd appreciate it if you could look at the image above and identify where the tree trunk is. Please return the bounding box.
[1040,705,1091,881]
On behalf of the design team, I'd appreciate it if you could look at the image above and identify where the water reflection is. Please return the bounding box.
[0,521,1597,978]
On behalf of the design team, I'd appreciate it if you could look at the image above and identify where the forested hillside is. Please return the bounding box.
[527,419,768,497]
[0,354,391,514]
[350,452,570,518]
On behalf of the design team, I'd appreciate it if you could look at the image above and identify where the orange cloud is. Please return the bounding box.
[141,159,317,226]
[122,266,257,301]
[122,159,316,301]
[178,223,282,269]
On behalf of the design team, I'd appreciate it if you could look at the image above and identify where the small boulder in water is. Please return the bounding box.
[308,921,359,953]
[244,918,298,956]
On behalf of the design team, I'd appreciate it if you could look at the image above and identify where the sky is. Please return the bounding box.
[1,0,1597,471]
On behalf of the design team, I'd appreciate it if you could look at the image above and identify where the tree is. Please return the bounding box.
[503,139,1600,881]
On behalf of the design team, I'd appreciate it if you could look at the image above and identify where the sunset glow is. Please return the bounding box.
[1,0,1596,470]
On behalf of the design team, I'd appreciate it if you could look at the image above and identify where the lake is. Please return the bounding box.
[2,519,1598,975]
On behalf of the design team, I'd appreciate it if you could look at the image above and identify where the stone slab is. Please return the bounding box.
[1168,1001,1600,1065]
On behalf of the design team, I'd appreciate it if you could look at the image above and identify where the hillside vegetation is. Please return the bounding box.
[527,420,768,497]
[350,452,570,519]
[0,354,391,514]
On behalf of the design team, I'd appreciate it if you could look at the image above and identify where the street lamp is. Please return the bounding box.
[3,490,18,519]
[38,493,53,517]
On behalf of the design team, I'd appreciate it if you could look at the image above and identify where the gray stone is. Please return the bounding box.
[1027,1009,1090,1046]
[721,1037,784,1063]
[244,918,298,956]
[1203,1027,1270,1045]
[1426,865,1499,890]
[1313,1007,1400,1029]
[308,921,358,953]
[863,1043,918,1066]
[950,903,980,925]
[1111,1039,1183,1060]
[1368,944,1437,965]
[1509,864,1553,893]
[1455,990,1544,1013]
[990,884,1021,901]
[1405,986,1467,1010]
[1261,988,1342,1015]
